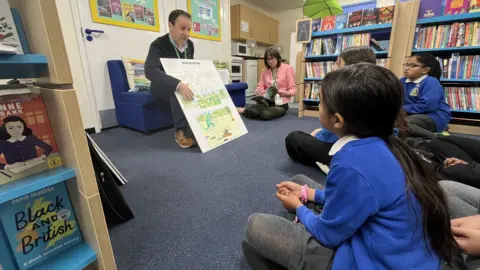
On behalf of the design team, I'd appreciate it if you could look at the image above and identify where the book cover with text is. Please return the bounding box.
[418,0,442,18]
[0,182,82,269]
[0,92,63,186]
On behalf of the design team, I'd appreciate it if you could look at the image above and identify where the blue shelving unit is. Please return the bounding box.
[305,55,338,61]
[0,167,75,204]
[441,79,480,83]
[0,54,48,79]
[312,23,392,38]
[32,242,96,270]
[451,109,480,114]
[303,99,320,103]
[417,13,480,25]
[305,51,387,61]
[412,46,480,53]
[304,78,323,81]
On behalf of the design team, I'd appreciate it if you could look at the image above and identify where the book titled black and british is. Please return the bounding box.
[0,182,82,269]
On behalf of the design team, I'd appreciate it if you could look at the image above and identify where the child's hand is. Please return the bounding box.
[310,128,322,136]
[451,227,480,256]
[276,181,301,198]
[276,192,303,211]
[444,157,468,168]
[452,215,480,230]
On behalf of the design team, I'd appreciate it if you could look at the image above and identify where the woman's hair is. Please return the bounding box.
[264,47,282,69]
[321,63,457,264]
[411,53,442,80]
[0,116,32,140]
[339,46,377,65]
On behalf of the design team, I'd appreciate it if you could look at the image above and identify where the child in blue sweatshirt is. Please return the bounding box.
[401,53,451,133]
[285,46,377,168]
[243,63,458,269]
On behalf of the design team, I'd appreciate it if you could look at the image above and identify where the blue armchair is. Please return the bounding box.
[107,60,249,135]
[107,60,173,134]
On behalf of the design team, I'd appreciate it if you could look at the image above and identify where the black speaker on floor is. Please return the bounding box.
[86,133,134,228]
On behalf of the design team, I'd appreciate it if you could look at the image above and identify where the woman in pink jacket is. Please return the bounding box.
[240,47,296,120]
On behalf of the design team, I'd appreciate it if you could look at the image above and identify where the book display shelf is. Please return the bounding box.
[407,2,480,135]
[0,1,115,270]
[298,0,418,118]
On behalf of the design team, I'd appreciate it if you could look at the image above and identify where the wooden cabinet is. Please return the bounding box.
[231,4,279,46]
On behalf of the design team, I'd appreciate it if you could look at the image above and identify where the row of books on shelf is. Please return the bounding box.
[437,54,480,80]
[305,34,390,57]
[312,5,395,32]
[305,59,388,79]
[305,62,334,79]
[445,87,480,112]
[414,22,480,50]
[419,0,479,18]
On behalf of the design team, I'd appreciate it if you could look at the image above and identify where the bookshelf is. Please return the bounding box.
[407,6,480,135]
[1,1,116,270]
[0,54,48,79]
[298,0,417,118]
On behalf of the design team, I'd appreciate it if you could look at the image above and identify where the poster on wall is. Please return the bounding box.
[89,0,159,32]
[187,0,222,41]
[160,59,248,153]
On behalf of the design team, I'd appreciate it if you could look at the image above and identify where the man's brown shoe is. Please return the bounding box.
[175,129,194,148]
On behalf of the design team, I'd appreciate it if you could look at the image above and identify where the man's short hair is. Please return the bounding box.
[168,9,192,25]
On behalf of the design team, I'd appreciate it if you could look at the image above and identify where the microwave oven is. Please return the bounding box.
[231,42,250,56]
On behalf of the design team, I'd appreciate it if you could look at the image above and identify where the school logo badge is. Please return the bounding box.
[410,85,419,97]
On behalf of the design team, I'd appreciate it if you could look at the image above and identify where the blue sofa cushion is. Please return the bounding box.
[226,82,249,92]
[121,91,159,106]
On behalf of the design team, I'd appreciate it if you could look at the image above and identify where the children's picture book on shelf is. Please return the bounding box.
[469,0,480,12]
[335,14,348,30]
[320,15,336,31]
[348,10,363,28]
[0,182,83,269]
[378,5,395,24]
[0,0,24,54]
[362,8,379,26]
[0,87,63,186]
[312,19,321,32]
[418,0,442,18]
[444,0,469,14]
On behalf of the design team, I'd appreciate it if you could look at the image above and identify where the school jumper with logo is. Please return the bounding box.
[296,136,442,270]
[400,75,451,132]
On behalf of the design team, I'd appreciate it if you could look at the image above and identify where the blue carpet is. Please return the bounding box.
[91,110,326,270]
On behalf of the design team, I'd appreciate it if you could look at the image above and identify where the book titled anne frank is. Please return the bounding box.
[0,182,82,269]
[0,89,63,186]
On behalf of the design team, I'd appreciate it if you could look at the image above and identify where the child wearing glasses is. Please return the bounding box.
[401,53,451,133]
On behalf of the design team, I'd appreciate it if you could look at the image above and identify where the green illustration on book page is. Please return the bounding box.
[167,68,231,109]
[160,59,248,153]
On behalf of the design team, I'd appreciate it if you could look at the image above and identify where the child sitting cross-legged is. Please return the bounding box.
[242,63,458,269]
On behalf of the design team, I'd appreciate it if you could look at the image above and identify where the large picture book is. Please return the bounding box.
[0,182,83,269]
[0,89,63,186]
[160,59,248,153]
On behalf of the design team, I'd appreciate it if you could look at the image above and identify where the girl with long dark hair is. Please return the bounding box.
[243,63,457,269]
